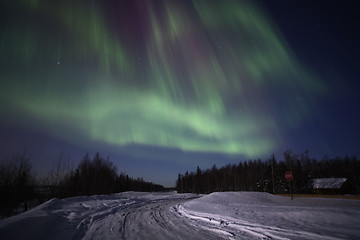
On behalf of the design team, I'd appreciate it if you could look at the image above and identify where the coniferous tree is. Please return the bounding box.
[176,150,360,195]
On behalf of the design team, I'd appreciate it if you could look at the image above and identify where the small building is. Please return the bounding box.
[313,178,354,195]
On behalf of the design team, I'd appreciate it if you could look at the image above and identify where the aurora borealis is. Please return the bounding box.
[1,0,359,186]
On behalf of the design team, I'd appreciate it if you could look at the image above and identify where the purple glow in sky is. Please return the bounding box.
[0,0,359,186]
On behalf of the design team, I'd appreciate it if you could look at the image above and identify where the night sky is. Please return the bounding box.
[1,0,359,187]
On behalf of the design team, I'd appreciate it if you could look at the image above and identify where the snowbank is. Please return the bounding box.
[179,192,360,239]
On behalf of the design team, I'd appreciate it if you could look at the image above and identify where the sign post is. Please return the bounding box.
[285,171,293,200]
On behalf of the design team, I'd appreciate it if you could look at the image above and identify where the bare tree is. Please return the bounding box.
[46,151,73,186]
[0,151,35,217]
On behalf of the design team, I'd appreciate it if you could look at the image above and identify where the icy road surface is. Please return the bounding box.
[1,192,360,240]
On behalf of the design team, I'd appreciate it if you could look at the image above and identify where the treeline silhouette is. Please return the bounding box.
[176,150,360,194]
[0,152,35,217]
[54,153,164,198]
[0,152,164,218]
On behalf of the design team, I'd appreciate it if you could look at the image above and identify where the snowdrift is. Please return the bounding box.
[179,192,360,239]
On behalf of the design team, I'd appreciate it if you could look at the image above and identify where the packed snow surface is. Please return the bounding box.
[1,191,359,239]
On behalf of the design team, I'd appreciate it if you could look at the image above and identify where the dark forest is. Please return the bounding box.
[176,150,360,194]
[0,152,164,218]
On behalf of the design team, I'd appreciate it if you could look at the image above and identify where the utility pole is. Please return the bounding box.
[271,154,275,194]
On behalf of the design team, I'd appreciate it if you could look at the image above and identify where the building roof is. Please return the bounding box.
[313,178,347,189]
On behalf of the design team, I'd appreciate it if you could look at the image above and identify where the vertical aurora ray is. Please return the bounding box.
[0,0,327,159]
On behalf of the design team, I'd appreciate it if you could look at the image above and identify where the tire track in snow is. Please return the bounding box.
[67,195,224,240]
[99,198,222,240]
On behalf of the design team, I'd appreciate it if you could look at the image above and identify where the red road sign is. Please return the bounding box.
[285,171,293,181]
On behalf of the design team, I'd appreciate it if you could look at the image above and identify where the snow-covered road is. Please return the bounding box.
[1,192,359,239]
[110,197,221,240]
[0,192,220,240]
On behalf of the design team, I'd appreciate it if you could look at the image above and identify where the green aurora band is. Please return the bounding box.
[0,0,327,159]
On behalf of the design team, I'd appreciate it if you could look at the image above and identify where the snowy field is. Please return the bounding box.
[0,192,359,240]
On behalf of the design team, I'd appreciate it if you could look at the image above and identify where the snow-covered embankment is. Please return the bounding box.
[177,192,360,239]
